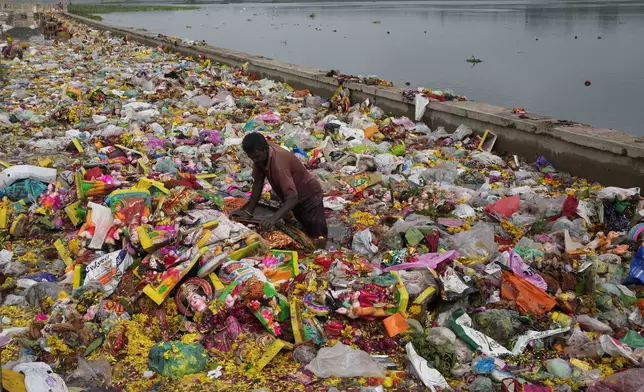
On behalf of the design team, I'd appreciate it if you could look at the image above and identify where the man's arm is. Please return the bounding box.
[261,195,298,231]
[261,170,299,231]
[243,169,265,215]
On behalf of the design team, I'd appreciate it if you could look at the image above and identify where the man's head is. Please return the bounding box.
[242,133,269,166]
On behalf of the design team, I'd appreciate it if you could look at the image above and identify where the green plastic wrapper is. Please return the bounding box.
[148,341,207,378]
[619,330,644,349]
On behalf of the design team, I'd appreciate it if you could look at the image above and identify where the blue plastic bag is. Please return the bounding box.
[623,246,644,285]
[472,357,495,374]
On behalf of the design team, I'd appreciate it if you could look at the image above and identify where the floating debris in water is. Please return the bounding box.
[466,55,483,67]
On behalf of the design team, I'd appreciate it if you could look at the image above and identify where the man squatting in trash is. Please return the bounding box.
[232,132,328,248]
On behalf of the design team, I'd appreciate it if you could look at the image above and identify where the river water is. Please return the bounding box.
[100,0,644,135]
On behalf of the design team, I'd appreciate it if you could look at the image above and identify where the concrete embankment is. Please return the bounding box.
[65,12,644,188]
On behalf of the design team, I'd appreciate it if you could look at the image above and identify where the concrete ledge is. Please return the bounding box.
[64,12,644,187]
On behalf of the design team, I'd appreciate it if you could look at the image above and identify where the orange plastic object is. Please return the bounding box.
[500,270,557,315]
[364,125,378,139]
[383,312,409,337]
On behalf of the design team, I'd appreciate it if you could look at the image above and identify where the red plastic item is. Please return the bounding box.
[487,196,520,218]
[325,320,343,337]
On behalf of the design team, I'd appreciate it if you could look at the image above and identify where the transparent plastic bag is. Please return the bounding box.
[374,154,400,175]
[305,342,385,378]
[576,315,613,334]
[352,229,378,257]
[451,124,473,141]
[545,358,572,379]
[25,282,64,306]
[69,356,111,386]
[588,368,644,392]
[398,269,437,296]
[421,162,458,183]
[472,309,515,346]
[148,341,207,379]
[552,217,588,240]
[453,222,496,261]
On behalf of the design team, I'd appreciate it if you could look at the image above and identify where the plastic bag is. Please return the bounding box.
[599,335,638,363]
[87,202,114,250]
[415,94,430,120]
[522,194,565,218]
[440,266,477,301]
[512,326,570,355]
[565,327,604,359]
[453,204,476,218]
[96,124,126,137]
[13,362,68,392]
[352,229,378,256]
[0,165,57,191]
[588,368,644,392]
[148,341,207,378]
[25,282,64,307]
[338,125,365,143]
[502,250,547,291]
[4,294,27,307]
[576,315,613,334]
[397,269,437,296]
[619,330,644,349]
[454,338,473,363]
[293,346,318,364]
[472,357,496,374]
[0,249,13,265]
[552,217,588,240]
[600,309,629,330]
[471,151,504,166]
[4,261,28,276]
[305,342,385,378]
[83,250,134,297]
[421,162,458,183]
[0,179,48,203]
[70,356,111,386]
[449,309,511,356]
[405,342,450,391]
[597,187,640,201]
[453,222,496,261]
[384,250,460,272]
[451,124,473,141]
[500,270,556,315]
[623,246,644,285]
[374,154,400,174]
[469,376,494,392]
[472,309,515,346]
[545,358,572,379]
[323,196,350,211]
[487,196,520,218]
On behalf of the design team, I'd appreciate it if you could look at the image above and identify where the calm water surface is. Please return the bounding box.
[101,0,644,135]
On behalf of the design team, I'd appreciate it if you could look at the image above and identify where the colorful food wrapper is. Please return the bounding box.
[83,250,133,296]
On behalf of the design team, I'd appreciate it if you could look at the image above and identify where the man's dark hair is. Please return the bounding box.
[242,132,268,153]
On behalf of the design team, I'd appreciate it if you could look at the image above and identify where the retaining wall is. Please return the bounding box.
[65,12,644,188]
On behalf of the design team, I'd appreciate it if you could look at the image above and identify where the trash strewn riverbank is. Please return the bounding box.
[0,14,643,392]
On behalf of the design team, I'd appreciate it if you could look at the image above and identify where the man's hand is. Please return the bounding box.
[230,208,251,218]
[261,215,279,232]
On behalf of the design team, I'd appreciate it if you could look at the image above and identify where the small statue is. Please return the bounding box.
[175,277,213,317]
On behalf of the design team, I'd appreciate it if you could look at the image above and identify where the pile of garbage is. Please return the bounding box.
[0,14,644,392]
